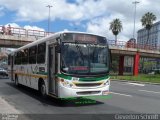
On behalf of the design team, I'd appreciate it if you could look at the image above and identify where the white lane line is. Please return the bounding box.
[127,82,145,86]
[110,92,132,97]
[139,90,160,94]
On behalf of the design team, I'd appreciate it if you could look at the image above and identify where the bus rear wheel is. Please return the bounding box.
[40,82,47,98]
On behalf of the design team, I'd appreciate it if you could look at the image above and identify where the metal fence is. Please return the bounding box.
[0,26,53,40]
[108,40,160,51]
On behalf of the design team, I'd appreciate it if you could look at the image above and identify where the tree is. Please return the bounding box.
[109,18,123,45]
[141,12,156,73]
[141,12,156,46]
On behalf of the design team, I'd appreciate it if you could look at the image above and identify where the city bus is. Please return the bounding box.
[8,31,111,99]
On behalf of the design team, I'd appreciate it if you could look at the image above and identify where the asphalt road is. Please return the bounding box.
[0,78,160,119]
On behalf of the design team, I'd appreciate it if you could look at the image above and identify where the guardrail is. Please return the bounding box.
[108,40,160,52]
[0,26,53,40]
[0,26,159,52]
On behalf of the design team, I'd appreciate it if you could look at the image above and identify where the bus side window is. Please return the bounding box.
[37,43,46,64]
[29,46,37,64]
[8,55,11,65]
[21,49,29,64]
[15,51,22,65]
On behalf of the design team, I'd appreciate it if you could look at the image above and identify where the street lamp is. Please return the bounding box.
[132,1,140,40]
[46,5,53,32]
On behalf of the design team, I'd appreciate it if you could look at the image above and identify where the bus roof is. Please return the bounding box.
[9,31,106,55]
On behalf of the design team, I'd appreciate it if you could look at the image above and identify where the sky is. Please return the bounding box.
[0,0,160,41]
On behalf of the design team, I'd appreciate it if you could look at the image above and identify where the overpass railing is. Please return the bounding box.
[0,26,53,40]
[108,40,160,52]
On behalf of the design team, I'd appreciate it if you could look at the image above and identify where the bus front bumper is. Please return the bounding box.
[58,84,110,98]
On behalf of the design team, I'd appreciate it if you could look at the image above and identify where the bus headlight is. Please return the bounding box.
[60,79,74,88]
[103,80,110,86]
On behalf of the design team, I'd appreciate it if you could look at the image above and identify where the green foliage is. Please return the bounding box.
[110,55,119,73]
[141,12,156,30]
[109,18,123,44]
[109,18,123,36]
[141,12,156,45]
[111,74,160,83]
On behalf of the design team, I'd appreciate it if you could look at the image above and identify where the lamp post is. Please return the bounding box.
[132,1,140,40]
[46,5,53,32]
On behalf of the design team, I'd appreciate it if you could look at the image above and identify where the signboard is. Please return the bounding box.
[74,34,97,43]
[63,33,106,44]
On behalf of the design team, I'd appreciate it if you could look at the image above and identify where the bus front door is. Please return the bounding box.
[48,44,58,96]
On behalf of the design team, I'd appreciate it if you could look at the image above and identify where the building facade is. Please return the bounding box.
[137,21,160,49]
[137,21,160,70]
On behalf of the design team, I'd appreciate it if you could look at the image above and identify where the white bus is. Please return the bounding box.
[8,31,111,98]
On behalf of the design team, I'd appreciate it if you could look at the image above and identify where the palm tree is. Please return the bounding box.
[109,18,123,45]
[141,12,156,46]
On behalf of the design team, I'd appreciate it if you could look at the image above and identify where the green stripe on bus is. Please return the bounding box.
[56,73,109,81]
[56,73,72,80]
[79,76,109,81]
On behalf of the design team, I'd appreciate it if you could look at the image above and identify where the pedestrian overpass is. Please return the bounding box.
[0,26,53,48]
[0,26,160,76]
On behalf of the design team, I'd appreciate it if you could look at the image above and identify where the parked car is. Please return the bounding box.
[0,68,8,77]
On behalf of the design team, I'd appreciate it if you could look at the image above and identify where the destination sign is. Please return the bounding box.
[63,33,107,44]
[74,34,97,43]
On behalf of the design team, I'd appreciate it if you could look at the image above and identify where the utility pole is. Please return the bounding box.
[132,1,140,40]
[46,5,53,32]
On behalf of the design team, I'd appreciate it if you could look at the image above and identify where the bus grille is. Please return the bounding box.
[74,82,102,87]
[76,91,101,95]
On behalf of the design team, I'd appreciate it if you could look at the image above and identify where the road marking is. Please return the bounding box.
[110,92,132,97]
[139,90,160,94]
[127,82,145,86]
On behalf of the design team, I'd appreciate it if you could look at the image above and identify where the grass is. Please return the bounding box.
[110,74,160,84]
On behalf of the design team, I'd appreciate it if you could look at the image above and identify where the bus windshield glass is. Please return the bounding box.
[61,42,109,76]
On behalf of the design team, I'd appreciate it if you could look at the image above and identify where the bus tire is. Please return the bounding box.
[15,76,19,86]
[40,81,47,98]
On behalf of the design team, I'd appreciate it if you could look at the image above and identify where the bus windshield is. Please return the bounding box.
[61,42,109,76]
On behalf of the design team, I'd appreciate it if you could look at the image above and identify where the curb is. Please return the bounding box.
[110,79,160,85]
[0,97,20,114]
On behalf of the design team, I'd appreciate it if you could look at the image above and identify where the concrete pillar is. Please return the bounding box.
[119,55,124,75]
[133,52,140,76]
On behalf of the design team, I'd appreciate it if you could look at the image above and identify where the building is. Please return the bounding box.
[137,21,160,50]
[137,21,160,70]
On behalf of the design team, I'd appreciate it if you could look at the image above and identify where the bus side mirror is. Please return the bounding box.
[55,44,61,53]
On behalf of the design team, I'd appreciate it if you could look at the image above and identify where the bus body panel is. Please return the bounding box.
[8,31,111,99]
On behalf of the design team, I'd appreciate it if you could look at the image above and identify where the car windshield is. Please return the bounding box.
[61,42,109,76]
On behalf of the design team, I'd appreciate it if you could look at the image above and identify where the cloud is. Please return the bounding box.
[3,23,45,32]
[0,0,160,40]
[1,0,160,22]
[24,25,45,31]
[5,23,20,27]
[86,0,160,41]
[0,0,109,22]
[0,6,5,17]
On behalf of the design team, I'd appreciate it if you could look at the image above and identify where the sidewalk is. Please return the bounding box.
[0,97,20,114]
